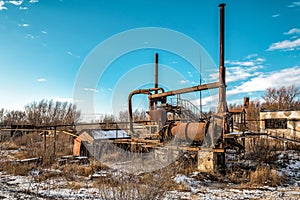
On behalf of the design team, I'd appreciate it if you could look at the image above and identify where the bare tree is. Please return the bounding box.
[25,99,81,126]
[0,108,4,124]
[118,109,148,122]
[133,109,147,121]
[3,110,27,125]
[262,85,300,110]
[118,110,128,122]
[100,114,115,123]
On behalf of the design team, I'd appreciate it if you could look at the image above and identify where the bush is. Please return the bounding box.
[246,137,282,164]
[249,165,285,186]
[1,161,35,176]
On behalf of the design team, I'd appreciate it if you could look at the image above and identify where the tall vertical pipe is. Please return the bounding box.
[218,3,227,113]
[154,53,158,93]
[152,53,159,111]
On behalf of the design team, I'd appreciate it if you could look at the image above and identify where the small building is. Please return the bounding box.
[229,108,246,132]
[228,97,249,133]
[73,129,131,159]
[260,110,300,141]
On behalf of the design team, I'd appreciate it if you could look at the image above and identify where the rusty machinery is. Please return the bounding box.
[127,4,245,169]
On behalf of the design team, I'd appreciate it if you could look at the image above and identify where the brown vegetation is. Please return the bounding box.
[262,85,300,110]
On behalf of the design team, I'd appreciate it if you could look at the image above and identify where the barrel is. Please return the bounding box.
[171,122,207,142]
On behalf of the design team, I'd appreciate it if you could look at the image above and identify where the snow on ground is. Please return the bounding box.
[0,149,300,199]
[170,173,300,199]
[1,169,300,200]
[0,171,102,199]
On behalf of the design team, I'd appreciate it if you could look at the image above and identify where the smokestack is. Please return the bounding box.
[154,53,158,94]
[218,3,228,113]
[219,3,225,71]
[244,97,249,108]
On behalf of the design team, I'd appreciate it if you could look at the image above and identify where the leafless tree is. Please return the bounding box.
[133,109,147,121]
[118,110,128,122]
[3,110,27,125]
[100,114,115,123]
[24,99,81,126]
[117,109,148,122]
[0,108,4,123]
[262,85,300,110]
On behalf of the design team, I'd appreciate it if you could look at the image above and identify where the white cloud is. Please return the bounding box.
[227,66,300,95]
[67,51,80,58]
[272,14,280,18]
[18,23,29,27]
[226,66,262,83]
[191,94,219,110]
[41,30,47,34]
[19,6,27,10]
[267,38,300,51]
[210,56,265,83]
[225,57,264,67]
[25,34,34,39]
[0,1,7,10]
[179,80,188,84]
[284,28,300,35]
[29,0,39,3]
[225,60,256,67]
[288,1,300,8]
[246,54,258,59]
[255,57,265,62]
[84,88,99,93]
[9,0,23,6]
[37,78,46,82]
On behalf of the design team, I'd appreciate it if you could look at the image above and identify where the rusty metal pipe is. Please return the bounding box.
[218,3,227,113]
[148,82,220,100]
[154,53,158,93]
[128,87,165,133]
[219,3,225,72]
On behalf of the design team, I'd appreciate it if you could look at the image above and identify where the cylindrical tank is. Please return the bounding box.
[170,122,207,142]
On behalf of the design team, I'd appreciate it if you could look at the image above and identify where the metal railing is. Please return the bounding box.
[170,98,207,120]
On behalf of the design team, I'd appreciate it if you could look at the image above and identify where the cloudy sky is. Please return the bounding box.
[1,0,300,117]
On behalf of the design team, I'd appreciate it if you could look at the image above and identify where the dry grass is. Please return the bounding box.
[1,161,35,176]
[94,168,176,200]
[59,162,109,181]
[249,165,285,187]
[0,131,74,166]
[89,159,191,200]
[245,137,282,164]
[0,141,19,150]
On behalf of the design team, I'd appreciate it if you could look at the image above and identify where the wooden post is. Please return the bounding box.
[53,127,57,161]
[43,132,47,153]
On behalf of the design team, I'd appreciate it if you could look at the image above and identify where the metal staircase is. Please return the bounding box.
[169,98,207,121]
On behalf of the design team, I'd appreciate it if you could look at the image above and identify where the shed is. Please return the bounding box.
[73,129,130,157]
[260,110,300,141]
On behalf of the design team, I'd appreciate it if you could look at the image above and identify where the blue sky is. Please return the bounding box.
[1,0,300,119]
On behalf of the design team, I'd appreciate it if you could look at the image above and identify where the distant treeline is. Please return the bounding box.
[0,99,80,126]
[1,85,299,126]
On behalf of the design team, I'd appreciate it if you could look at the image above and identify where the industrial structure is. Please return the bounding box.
[2,4,299,172]
[74,3,246,172]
